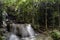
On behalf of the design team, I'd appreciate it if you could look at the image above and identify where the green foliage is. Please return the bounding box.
[0,0,60,31]
[0,36,3,40]
[0,0,16,6]
[51,30,60,40]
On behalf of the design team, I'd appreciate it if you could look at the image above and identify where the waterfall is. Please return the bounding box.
[18,24,35,37]
[18,24,29,37]
[7,24,35,40]
[26,24,35,37]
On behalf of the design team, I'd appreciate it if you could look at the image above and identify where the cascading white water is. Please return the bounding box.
[7,24,35,40]
[11,23,17,34]
[26,24,35,37]
[18,24,35,37]
[9,34,19,40]
[18,24,29,37]
[7,23,19,40]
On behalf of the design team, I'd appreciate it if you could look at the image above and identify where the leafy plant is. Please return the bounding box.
[51,30,60,40]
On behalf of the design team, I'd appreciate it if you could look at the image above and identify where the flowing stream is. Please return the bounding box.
[7,24,36,40]
[6,24,53,40]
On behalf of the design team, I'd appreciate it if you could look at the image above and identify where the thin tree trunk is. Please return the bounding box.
[45,0,48,32]
[52,0,55,30]
[32,14,34,25]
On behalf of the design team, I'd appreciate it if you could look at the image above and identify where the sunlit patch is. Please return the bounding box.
[22,0,26,2]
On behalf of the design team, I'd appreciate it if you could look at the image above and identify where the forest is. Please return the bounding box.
[0,0,60,40]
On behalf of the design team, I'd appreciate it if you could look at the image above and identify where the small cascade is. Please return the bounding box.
[6,24,36,40]
[26,24,35,37]
[11,23,17,34]
[18,24,35,38]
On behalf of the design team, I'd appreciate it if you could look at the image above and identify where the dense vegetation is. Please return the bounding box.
[0,0,60,34]
[0,0,60,40]
[51,30,60,40]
